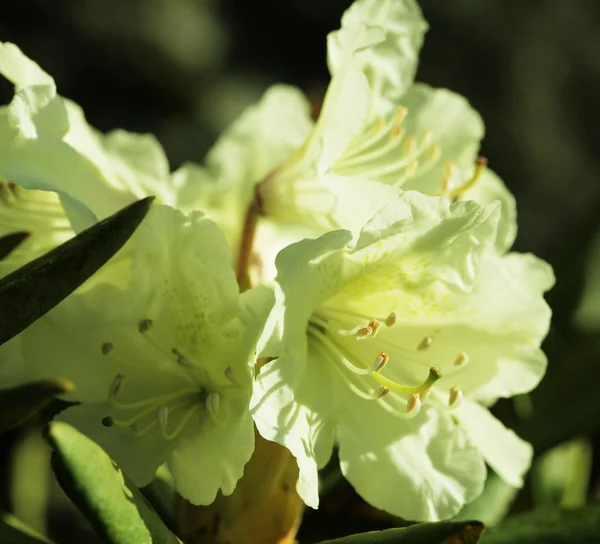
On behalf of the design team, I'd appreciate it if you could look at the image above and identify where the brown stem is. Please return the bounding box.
[236,186,263,292]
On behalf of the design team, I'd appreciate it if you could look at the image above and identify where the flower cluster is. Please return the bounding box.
[0,0,552,521]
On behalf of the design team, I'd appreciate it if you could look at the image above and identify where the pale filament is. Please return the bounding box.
[308,320,441,395]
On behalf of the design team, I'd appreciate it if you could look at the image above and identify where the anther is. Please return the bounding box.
[138,319,153,333]
[449,385,463,407]
[417,335,434,351]
[402,136,416,157]
[206,392,220,423]
[355,326,373,340]
[371,352,389,373]
[454,352,469,366]
[101,342,113,355]
[390,127,404,141]
[172,347,194,368]
[385,313,397,327]
[101,416,114,427]
[225,366,238,385]
[375,386,389,399]
[109,373,124,398]
[407,394,421,415]
[367,319,381,337]
[394,106,408,125]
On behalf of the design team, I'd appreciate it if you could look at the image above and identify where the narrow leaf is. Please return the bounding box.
[481,503,600,543]
[0,378,74,435]
[0,512,52,544]
[0,232,30,260]
[316,520,484,544]
[0,196,153,346]
[48,421,182,544]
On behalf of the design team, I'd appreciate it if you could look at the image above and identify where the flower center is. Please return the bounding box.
[99,319,236,440]
[308,306,467,417]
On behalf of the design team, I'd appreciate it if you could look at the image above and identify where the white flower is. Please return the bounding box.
[176,0,515,257]
[251,192,553,520]
[0,42,177,236]
[16,205,273,504]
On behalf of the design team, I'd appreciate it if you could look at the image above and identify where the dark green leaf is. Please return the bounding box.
[481,503,600,544]
[0,232,30,260]
[0,197,153,346]
[0,512,52,543]
[316,520,484,544]
[48,422,182,544]
[0,378,74,434]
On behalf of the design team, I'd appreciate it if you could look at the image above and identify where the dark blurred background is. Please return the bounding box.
[1,0,600,541]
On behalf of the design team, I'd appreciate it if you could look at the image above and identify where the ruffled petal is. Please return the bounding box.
[454,399,533,487]
[338,404,485,520]
[168,408,254,505]
[327,0,427,117]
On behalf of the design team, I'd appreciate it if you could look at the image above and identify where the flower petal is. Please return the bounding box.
[462,168,517,252]
[0,42,54,88]
[338,404,485,520]
[454,399,533,487]
[327,0,427,117]
[168,408,254,505]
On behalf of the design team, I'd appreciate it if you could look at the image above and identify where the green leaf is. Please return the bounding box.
[0,232,30,260]
[48,421,182,544]
[0,196,153,347]
[0,512,52,543]
[0,379,74,434]
[316,520,484,544]
[481,503,600,543]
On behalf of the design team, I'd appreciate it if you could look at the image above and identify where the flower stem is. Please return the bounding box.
[236,186,263,292]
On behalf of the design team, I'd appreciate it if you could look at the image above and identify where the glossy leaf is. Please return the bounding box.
[481,503,600,544]
[0,197,153,346]
[0,232,30,260]
[317,520,484,544]
[48,421,181,544]
[0,379,74,434]
[0,512,52,544]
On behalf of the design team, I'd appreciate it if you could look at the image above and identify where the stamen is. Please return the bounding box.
[368,319,381,337]
[130,418,158,437]
[454,352,469,366]
[417,335,434,351]
[172,347,195,368]
[371,352,389,373]
[206,392,220,423]
[109,373,124,398]
[157,405,201,440]
[224,366,238,385]
[375,386,389,399]
[419,388,431,401]
[138,319,153,333]
[385,312,397,327]
[407,394,421,415]
[449,385,463,407]
[101,342,113,355]
[371,365,443,395]
[448,157,488,199]
[394,106,408,126]
[338,324,374,340]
